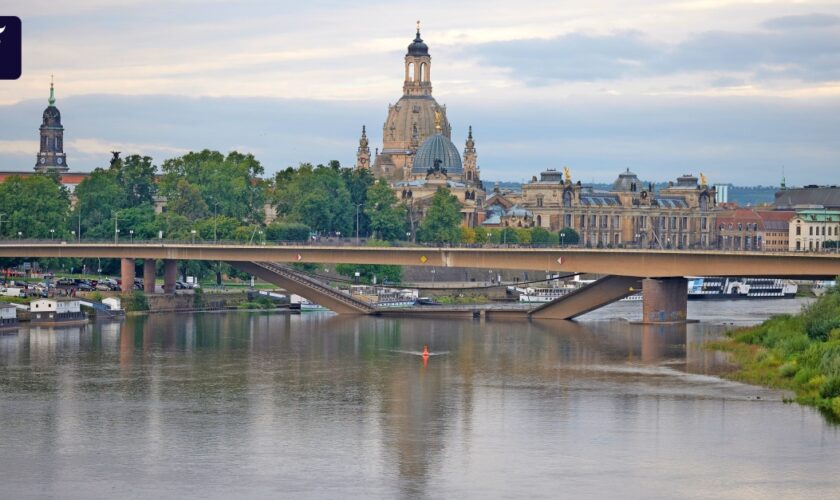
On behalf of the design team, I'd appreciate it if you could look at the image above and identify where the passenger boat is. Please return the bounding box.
[515,285,577,303]
[351,286,419,308]
[687,277,797,299]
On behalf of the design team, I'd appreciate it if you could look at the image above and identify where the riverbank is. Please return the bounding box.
[711,281,840,420]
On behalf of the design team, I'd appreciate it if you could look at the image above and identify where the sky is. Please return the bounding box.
[0,0,839,186]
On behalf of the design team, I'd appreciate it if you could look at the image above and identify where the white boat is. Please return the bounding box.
[290,294,328,311]
[350,285,419,308]
[687,277,797,299]
[621,293,643,302]
[515,285,578,303]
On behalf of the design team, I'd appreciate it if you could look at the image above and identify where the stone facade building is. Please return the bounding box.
[356,25,485,229]
[714,209,793,251]
[789,210,840,251]
[502,168,717,248]
[361,24,453,182]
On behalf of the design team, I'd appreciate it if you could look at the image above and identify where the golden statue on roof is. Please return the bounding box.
[563,166,571,183]
[700,172,708,187]
[434,109,442,131]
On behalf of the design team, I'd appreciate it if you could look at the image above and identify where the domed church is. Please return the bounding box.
[355,23,485,227]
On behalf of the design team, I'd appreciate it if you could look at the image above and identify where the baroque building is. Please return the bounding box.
[35,79,69,173]
[361,23,453,181]
[356,24,485,229]
[489,168,718,249]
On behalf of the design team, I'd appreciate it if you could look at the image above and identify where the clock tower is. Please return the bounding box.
[35,78,69,173]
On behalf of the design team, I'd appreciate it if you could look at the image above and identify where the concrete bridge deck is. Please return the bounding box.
[1,242,838,278]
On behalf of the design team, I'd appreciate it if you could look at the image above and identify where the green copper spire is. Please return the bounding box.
[48,75,55,107]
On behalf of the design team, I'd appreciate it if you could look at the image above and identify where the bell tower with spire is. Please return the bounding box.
[35,77,69,173]
[403,21,432,97]
[463,126,479,183]
[355,125,371,170]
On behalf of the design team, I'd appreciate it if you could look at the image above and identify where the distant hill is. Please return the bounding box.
[727,186,778,207]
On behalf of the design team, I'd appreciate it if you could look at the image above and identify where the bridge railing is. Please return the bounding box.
[0,237,837,254]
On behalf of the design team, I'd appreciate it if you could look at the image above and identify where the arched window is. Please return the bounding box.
[420,63,427,82]
[563,190,572,208]
[407,62,415,81]
[536,215,542,227]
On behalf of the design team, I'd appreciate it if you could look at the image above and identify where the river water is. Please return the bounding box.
[1,299,839,499]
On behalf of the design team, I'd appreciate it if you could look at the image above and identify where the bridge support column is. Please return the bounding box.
[120,258,136,293]
[642,278,687,324]
[163,259,177,294]
[143,259,156,294]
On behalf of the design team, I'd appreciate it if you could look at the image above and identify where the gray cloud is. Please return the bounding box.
[470,31,658,83]
[762,13,840,30]
[470,14,840,83]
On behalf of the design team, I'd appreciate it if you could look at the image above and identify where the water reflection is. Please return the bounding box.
[0,311,838,498]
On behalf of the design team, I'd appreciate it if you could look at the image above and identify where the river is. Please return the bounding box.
[1,298,838,499]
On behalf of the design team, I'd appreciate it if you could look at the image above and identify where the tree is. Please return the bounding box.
[166,179,209,221]
[531,227,554,245]
[265,222,311,242]
[336,263,403,284]
[342,166,374,237]
[73,168,122,239]
[417,188,462,244]
[335,241,402,284]
[500,227,519,244]
[0,174,70,239]
[116,154,157,207]
[365,180,407,240]
[160,150,266,224]
[559,227,580,245]
[273,163,352,235]
[515,228,532,244]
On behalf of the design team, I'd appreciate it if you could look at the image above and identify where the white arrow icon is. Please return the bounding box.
[0,26,5,35]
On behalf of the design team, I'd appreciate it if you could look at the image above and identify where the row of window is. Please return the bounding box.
[719,222,759,231]
[794,240,835,251]
[795,225,840,236]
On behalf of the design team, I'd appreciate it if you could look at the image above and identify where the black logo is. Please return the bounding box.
[0,16,22,80]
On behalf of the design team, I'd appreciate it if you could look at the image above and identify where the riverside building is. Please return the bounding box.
[490,168,718,249]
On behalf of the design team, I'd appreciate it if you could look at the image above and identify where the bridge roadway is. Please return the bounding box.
[2,242,838,323]
[1,242,839,278]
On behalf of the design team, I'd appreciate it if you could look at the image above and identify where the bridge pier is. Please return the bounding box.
[642,277,687,324]
[120,258,135,293]
[163,260,178,294]
[143,259,156,294]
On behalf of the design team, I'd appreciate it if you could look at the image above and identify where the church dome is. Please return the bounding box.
[407,30,429,56]
[412,133,462,174]
[612,168,640,192]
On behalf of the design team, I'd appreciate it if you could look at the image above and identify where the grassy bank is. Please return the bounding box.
[712,281,840,420]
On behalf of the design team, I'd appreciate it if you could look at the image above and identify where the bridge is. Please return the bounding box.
[1,242,838,323]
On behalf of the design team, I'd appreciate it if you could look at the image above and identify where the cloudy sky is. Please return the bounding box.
[1,0,839,185]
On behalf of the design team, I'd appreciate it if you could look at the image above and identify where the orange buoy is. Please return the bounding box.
[422,345,429,357]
